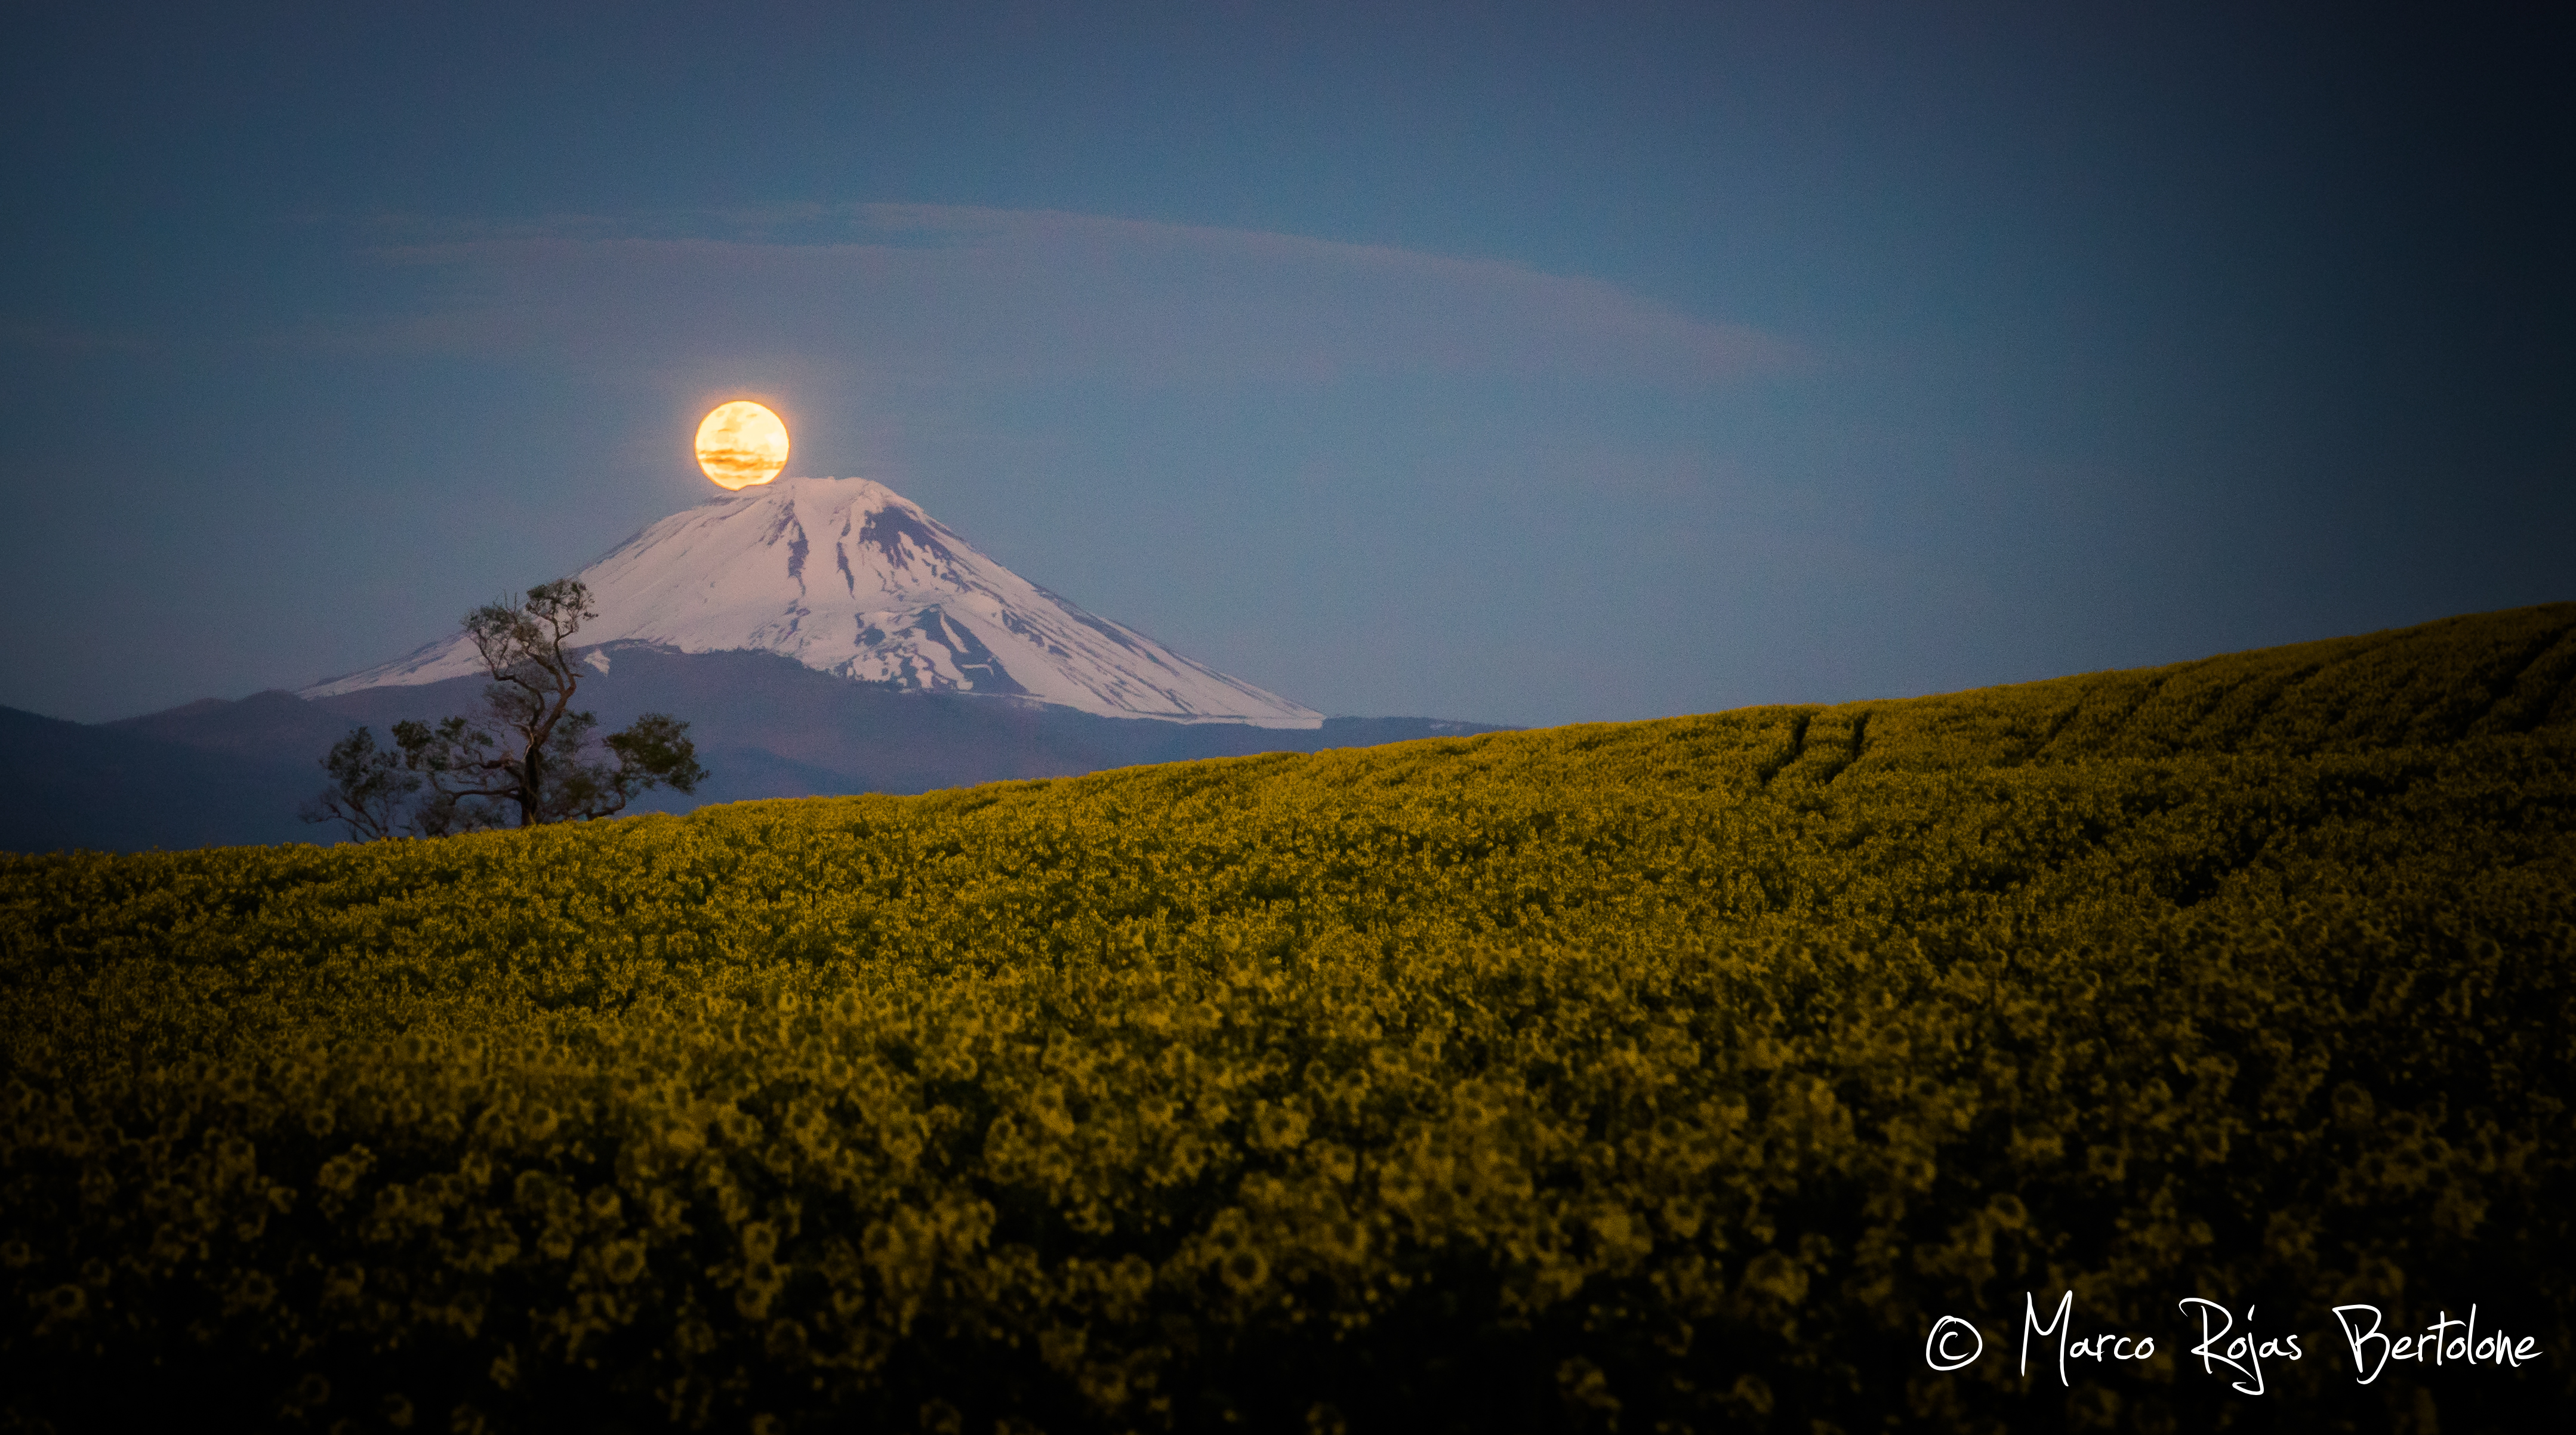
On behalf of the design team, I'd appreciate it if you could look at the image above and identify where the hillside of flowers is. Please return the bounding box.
[5,603,2572,1433]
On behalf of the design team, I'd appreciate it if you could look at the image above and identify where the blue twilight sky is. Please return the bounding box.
[4,1,2568,727]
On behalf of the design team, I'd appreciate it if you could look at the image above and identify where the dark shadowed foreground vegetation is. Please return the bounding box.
[5,604,2573,1433]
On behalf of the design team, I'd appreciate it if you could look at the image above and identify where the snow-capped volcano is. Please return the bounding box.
[304,477,1322,727]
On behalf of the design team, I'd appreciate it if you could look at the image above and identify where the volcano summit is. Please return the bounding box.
[305,477,1321,728]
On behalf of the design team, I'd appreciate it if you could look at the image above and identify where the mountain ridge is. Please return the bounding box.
[0,644,1503,852]
[303,477,1322,727]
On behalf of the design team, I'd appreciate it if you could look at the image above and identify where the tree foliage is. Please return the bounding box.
[303,579,707,837]
[295,725,419,841]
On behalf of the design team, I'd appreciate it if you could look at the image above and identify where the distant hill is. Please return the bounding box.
[0,705,315,853]
[2,646,1502,852]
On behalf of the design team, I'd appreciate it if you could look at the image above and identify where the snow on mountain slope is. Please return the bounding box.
[304,477,1323,727]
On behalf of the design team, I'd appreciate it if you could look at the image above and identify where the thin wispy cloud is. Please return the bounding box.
[0,321,161,356]
[358,203,1794,390]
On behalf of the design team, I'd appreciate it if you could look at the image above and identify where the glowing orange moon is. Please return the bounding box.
[694,401,790,489]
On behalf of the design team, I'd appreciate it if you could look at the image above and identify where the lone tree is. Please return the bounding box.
[303,578,705,838]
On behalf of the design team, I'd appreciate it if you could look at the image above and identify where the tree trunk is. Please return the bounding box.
[521,742,543,827]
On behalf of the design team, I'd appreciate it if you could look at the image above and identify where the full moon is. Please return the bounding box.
[694,401,790,489]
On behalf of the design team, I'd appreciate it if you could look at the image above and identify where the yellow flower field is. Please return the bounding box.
[5,603,2572,1432]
